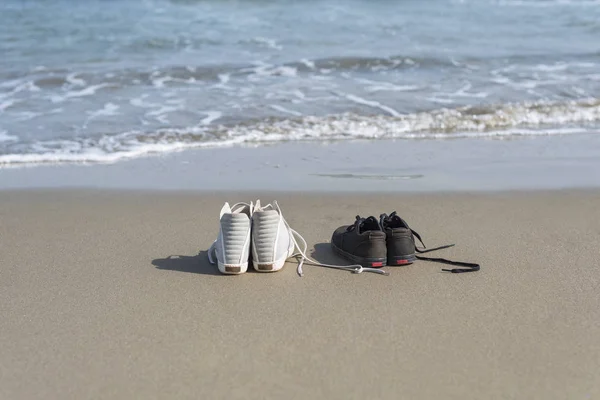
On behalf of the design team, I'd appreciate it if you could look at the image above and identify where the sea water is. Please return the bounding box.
[1,0,599,166]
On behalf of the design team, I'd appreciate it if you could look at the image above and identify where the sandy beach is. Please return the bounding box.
[1,189,599,399]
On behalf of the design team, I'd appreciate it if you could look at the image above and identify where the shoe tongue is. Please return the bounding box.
[231,203,249,214]
[382,211,407,229]
[359,216,380,234]
[391,214,402,225]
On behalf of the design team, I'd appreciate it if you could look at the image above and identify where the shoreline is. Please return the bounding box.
[1,134,600,192]
[2,186,600,196]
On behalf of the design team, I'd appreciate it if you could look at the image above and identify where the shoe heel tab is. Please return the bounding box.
[368,231,387,240]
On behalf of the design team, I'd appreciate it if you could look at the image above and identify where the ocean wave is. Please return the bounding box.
[0,55,467,92]
[2,52,599,94]
[1,98,599,166]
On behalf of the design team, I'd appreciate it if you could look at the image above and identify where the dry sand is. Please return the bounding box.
[1,190,599,399]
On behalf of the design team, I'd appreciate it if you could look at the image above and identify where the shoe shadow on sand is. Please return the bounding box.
[153,244,348,276]
[152,251,221,276]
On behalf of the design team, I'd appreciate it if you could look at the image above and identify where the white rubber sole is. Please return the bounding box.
[217,261,249,275]
[252,242,295,273]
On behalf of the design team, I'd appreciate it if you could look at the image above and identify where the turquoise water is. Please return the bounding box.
[1,0,599,165]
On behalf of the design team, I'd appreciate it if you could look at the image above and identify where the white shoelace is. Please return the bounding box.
[272,201,389,277]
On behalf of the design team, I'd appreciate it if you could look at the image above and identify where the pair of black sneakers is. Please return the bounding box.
[331,212,480,273]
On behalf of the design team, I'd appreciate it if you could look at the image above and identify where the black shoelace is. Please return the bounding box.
[382,212,480,274]
[347,215,382,234]
[410,229,480,273]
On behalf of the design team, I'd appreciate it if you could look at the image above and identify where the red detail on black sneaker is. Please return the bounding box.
[371,262,384,267]
[396,259,409,265]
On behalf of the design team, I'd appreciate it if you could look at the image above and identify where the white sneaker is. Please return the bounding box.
[251,200,295,272]
[208,202,253,275]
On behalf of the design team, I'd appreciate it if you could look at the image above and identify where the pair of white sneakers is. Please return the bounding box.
[207,200,389,276]
[207,200,296,274]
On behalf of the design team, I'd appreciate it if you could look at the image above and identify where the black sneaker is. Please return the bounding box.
[331,215,387,268]
[380,211,480,273]
[379,212,418,266]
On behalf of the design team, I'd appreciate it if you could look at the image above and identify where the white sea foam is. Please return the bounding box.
[13,107,63,122]
[452,82,488,98]
[354,77,419,93]
[1,81,41,98]
[270,105,303,116]
[300,59,316,69]
[151,75,174,88]
[13,111,38,121]
[0,77,26,90]
[251,37,282,50]
[1,98,599,167]
[0,99,18,112]
[146,105,179,118]
[342,93,400,116]
[367,84,420,93]
[252,65,298,78]
[425,97,455,104]
[532,63,568,72]
[84,103,121,127]
[50,83,110,103]
[66,73,86,87]
[292,90,305,99]
[0,130,18,142]
[218,74,230,84]
[200,111,223,125]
